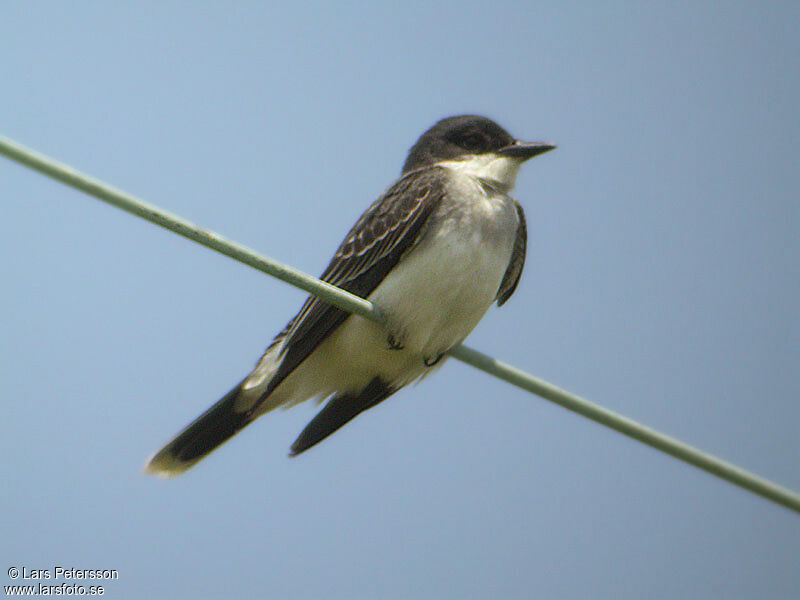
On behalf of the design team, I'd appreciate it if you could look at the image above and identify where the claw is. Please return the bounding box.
[387,333,404,350]
[424,353,444,367]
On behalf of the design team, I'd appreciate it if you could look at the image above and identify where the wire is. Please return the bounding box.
[1,133,798,514]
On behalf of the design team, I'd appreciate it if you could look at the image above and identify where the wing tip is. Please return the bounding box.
[288,377,395,456]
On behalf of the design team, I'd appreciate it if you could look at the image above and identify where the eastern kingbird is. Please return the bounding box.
[146,115,555,477]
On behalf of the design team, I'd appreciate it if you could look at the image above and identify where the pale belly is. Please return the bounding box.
[315,187,519,390]
[249,177,521,411]
[369,220,514,357]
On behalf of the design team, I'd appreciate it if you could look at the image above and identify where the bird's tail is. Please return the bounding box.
[145,381,258,478]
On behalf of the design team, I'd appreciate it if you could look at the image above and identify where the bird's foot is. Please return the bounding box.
[380,307,407,350]
[387,333,405,350]
[424,352,445,367]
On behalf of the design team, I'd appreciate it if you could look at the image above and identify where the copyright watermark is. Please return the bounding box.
[5,567,118,596]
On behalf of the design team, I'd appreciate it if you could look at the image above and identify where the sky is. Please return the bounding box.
[1,2,798,598]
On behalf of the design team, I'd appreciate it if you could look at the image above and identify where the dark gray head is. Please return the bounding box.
[402,115,555,175]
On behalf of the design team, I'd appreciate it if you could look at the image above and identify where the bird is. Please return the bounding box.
[145,115,555,477]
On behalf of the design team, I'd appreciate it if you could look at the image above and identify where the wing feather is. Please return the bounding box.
[256,167,447,403]
[496,200,527,306]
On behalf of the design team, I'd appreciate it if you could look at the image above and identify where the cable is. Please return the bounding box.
[2,134,798,514]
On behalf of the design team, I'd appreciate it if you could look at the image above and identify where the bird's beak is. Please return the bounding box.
[498,140,556,161]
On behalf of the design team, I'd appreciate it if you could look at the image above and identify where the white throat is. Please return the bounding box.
[437,153,522,192]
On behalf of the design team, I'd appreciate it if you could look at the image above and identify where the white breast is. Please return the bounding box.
[368,171,519,358]
[246,168,521,409]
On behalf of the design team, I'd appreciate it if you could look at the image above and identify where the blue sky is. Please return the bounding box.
[1,2,798,598]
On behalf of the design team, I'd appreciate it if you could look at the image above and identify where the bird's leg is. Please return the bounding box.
[376,304,406,350]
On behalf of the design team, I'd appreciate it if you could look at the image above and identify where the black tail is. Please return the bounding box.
[145,382,255,477]
[289,377,395,456]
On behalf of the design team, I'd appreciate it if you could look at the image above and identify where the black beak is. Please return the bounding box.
[498,140,557,161]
